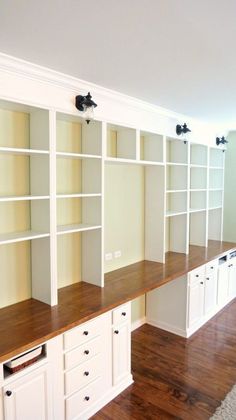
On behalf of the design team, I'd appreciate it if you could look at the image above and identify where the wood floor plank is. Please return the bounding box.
[92,299,236,420]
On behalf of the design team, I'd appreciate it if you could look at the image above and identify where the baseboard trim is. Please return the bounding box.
[131,317,146,332]
[146,319,187,338]
[77,375,134,420]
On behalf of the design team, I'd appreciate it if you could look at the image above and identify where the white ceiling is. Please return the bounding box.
[0,0,236,125]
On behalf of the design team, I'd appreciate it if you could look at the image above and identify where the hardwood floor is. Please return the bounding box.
[93,299,236,419]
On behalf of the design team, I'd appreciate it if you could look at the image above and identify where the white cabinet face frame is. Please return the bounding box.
[112,322,131,386]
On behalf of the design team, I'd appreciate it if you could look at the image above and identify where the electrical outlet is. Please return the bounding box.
[105,253,112,261]
[114,250,122,258]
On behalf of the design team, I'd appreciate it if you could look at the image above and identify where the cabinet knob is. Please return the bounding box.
[84,371,90,376]
[211,266,214,269]
[84,350,89,355]
[206,277,210,280]
[114,330,119,334]
[200,282,204,285]
[84,396,90,401]
[196,275,199,278]
[122,312,126,316]
[6,390,12,397]
[83,331,89,336]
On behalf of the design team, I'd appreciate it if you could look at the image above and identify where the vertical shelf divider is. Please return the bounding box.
[49,110,58,305]
[186,140,190,254]
[100,121,106,287]
[31,109,58,306]
[206,146,210,245]
[136,129,140,161]
[220,151,226,241]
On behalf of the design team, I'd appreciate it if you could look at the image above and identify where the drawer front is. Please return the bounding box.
[65,377,102,420]
[64,316,103,351]
[65,354,102,395]
[205,259,218,273]
[64,336,102,371]
[112,303,130,326]
[189,266,205,286]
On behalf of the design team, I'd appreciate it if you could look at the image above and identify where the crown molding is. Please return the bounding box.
[0,51,213,128]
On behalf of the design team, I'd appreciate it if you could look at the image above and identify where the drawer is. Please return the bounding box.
[65,376,102,420]
[64,316,102,351]
[189,266,205,286]
[112,302,130,326]
[65,353,102,396]
[64,336,102,371]
[205,259,218,273]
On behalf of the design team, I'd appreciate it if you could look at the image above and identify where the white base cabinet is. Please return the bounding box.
[147,251,236,338]
[0,303,133,420]
[3,364,53,420]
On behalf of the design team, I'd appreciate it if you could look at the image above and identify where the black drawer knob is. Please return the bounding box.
[84,371,89,376]
[122,312,126,316]
[6,391,12,397]
[84,396,90,401]
[114,330,119,334]
[206,277,210,280]
[83,331,89,336]
[84,350,89,355]
[196,274,199,278]
[211,266,214,269]
[200,282,204,285]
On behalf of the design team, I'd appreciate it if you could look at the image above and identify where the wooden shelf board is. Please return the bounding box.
[105,157,137,164]
[0,240,235,363]
[138,160,164,166]
[0,195,50,202]
[190,164,207,168]
[166,190,187,193]
[165,210,187,217]
[56,152,101,159]
[189,208,207,213]
[0,147,49,155]
[209,206,223,211]
[57,223,101,235]
[56,193,101,199]
[0,231,49,245]
[166,162,188,166]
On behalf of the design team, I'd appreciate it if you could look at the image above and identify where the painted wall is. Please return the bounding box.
[104,163,146,322]
[223,132,236,242]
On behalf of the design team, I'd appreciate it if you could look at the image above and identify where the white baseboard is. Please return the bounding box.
[77,375,134,420]
[146,319,187,338]
[131,316,146,332]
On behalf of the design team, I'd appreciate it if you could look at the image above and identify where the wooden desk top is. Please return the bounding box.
[0,240,235,363]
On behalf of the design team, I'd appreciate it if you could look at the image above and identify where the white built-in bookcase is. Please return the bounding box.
[0,99,225,309]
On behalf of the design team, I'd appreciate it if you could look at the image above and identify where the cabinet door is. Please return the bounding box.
[228,258,236,300]
[3,364,53,420]
[188,280,205,328]
[205,272,217,315]
[217,264,229,307]
[112,323,131,386]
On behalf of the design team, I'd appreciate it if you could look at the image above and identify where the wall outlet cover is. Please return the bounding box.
[105,253,113,261]
[114,250,122,258]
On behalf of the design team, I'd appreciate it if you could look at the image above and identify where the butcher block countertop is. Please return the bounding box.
[0,240,235,363]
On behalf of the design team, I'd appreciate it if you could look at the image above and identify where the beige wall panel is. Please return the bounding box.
[104,163,144,272]
[56,119,82,153]
[57,233,82,288]
[0,109,29,148]
[0,242,31,308]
